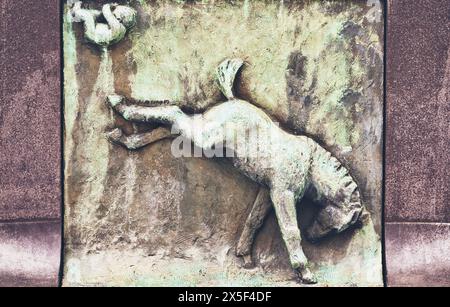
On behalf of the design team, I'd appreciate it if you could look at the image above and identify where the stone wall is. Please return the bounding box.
[385,0,450,287]
[0,0,61,287]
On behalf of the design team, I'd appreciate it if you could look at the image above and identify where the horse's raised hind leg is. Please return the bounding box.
[106,127,173,150]
[107,95,190,127]
[270,188,317,284]
[236,187,271,268]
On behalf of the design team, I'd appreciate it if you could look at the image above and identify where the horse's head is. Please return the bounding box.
[305,188,367,242]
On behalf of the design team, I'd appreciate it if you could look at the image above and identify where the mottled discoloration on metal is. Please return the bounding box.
[106,58,368,284]
[63,0,383,286]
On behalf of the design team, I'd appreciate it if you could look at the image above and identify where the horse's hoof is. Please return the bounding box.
[240,255,254,269]
[106,128,123,143]
[107,94,124,107]
[298,267,318,285]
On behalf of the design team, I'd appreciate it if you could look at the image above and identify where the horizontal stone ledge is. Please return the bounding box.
[0,220,61,287]
[385,222,450,287]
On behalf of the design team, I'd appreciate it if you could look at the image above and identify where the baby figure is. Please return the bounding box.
[71,1,137,47]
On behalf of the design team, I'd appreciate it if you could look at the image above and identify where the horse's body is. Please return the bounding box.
[106,59,366,284]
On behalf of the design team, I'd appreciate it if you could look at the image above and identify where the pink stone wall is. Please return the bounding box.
[385,0,450,286]
[0,0,449,287]
[0,0,61,287]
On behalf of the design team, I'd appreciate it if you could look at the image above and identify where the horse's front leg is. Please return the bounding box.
[270,187,317,284]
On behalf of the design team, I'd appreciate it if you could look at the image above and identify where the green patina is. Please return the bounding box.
[63,9,79,156]
[128,1,374,149]
[63,0,383,287]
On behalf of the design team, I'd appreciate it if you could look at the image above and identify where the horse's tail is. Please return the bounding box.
[216,58,244,100]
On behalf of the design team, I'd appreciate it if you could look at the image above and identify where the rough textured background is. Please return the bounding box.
[63,0,383,286]
[0,0,61,287]
[385,0,450,287]
[1,0,448,288]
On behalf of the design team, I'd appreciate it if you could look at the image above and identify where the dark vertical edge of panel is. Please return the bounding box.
[58,0,65,288]
[381,0,388,288]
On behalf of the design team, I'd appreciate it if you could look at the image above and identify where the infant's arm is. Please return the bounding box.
[71,2,103,44]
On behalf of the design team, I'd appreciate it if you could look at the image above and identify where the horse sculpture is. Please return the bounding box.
[105,58,368,284]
